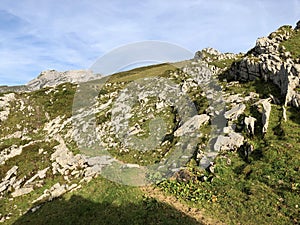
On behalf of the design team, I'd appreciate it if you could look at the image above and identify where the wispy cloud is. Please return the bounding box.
[0,0,299,85]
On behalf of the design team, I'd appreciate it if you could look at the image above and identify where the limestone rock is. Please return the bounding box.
[214,132,244,152]
[49,183,67,199]
[224,104,246,121]
[244,116,256,135]
[11,187,34,198]
[27,70,99,91]
[0,93,15,121]
[3,166,18,181]
[255,99,272,134]
[0,180,9,192]
[282,106,287,122]
[24,167,49,186]
[174,114,210,137]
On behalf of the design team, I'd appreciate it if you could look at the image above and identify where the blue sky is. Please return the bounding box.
[0,0,299,85]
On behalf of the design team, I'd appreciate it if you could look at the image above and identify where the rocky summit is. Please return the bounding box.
[0,21,300,225]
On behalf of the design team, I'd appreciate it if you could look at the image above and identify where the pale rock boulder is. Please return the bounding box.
[174,114,210,137]
[255,99,272,134]
[224,104,246,121]
[24,167,49,186]
[0,93,15,121]
[244,116,257,135]
[3,166,18,181]
[11,187,34,198]
[214,132,244,151]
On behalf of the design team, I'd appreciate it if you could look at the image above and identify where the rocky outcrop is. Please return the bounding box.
[213,132,244,152]
[244,116,256,136]
[194,48,239,62]
[27,69,99,91]
[224,103,246,121]
[0,93,15,121]
[174,114,210,137]
[0,70,101,93]
[224,25,300,107]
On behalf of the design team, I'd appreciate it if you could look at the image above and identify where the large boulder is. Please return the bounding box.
[214,132,244,152]
[174,114,210,137]
[255,99,272,134]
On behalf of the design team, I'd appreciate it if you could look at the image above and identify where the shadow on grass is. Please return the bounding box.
[288,107,300,125]
[12,195,203,225]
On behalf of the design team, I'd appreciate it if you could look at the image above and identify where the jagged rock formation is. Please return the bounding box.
[224,23,300,107]
[27,69,98,90]
[0,21,300,223]
[0,69,100,93]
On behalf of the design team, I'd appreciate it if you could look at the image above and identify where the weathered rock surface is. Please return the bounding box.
[224,103,246,121]
[11,187,34,198]
[214,132,244,152]
[255,98,272,134]
[174,114,210,137]
[0,70,101,93]
[0,93,15,121]
[244,116,256,135]
[27,70,99,91]
[224,25,300,107]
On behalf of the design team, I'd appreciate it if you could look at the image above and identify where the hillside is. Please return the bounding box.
[0,21,300,225]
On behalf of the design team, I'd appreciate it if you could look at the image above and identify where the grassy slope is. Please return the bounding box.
[1,63,206,225]
[12,177,202,225]
[281,28,300,59]
[1,35,300,224]
[159,81,300,224]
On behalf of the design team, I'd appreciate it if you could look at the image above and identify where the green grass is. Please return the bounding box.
[11,177,202,225]
[107,63,178,83]
[1,52,300,225]
[29,83,76,119]
[281,29,300,59]
[208,58,239,69]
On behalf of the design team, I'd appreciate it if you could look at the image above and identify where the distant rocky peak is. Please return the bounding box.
[27,69,100,91]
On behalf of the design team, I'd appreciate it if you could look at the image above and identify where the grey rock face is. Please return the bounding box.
[244,116,256,136]
[0,69,101,93]
[255,99,272,134]
[27,70,99,91]
[0,93,15,121]
[225,25,300,108]
[3,166,18,181]
[214,132,244,152]
[174,114,210,137]
[224,104,246,121]
[11,187,34,198]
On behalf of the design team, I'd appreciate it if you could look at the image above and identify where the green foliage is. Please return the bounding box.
[208,58,238,69]
[159,80,300,224]
[281,29,300,59]
[29,83,76,119]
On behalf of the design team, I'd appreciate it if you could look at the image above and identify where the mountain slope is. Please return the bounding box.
[0,21,300,225]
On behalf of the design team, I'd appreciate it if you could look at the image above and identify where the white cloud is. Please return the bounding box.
[0,0,299,85]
